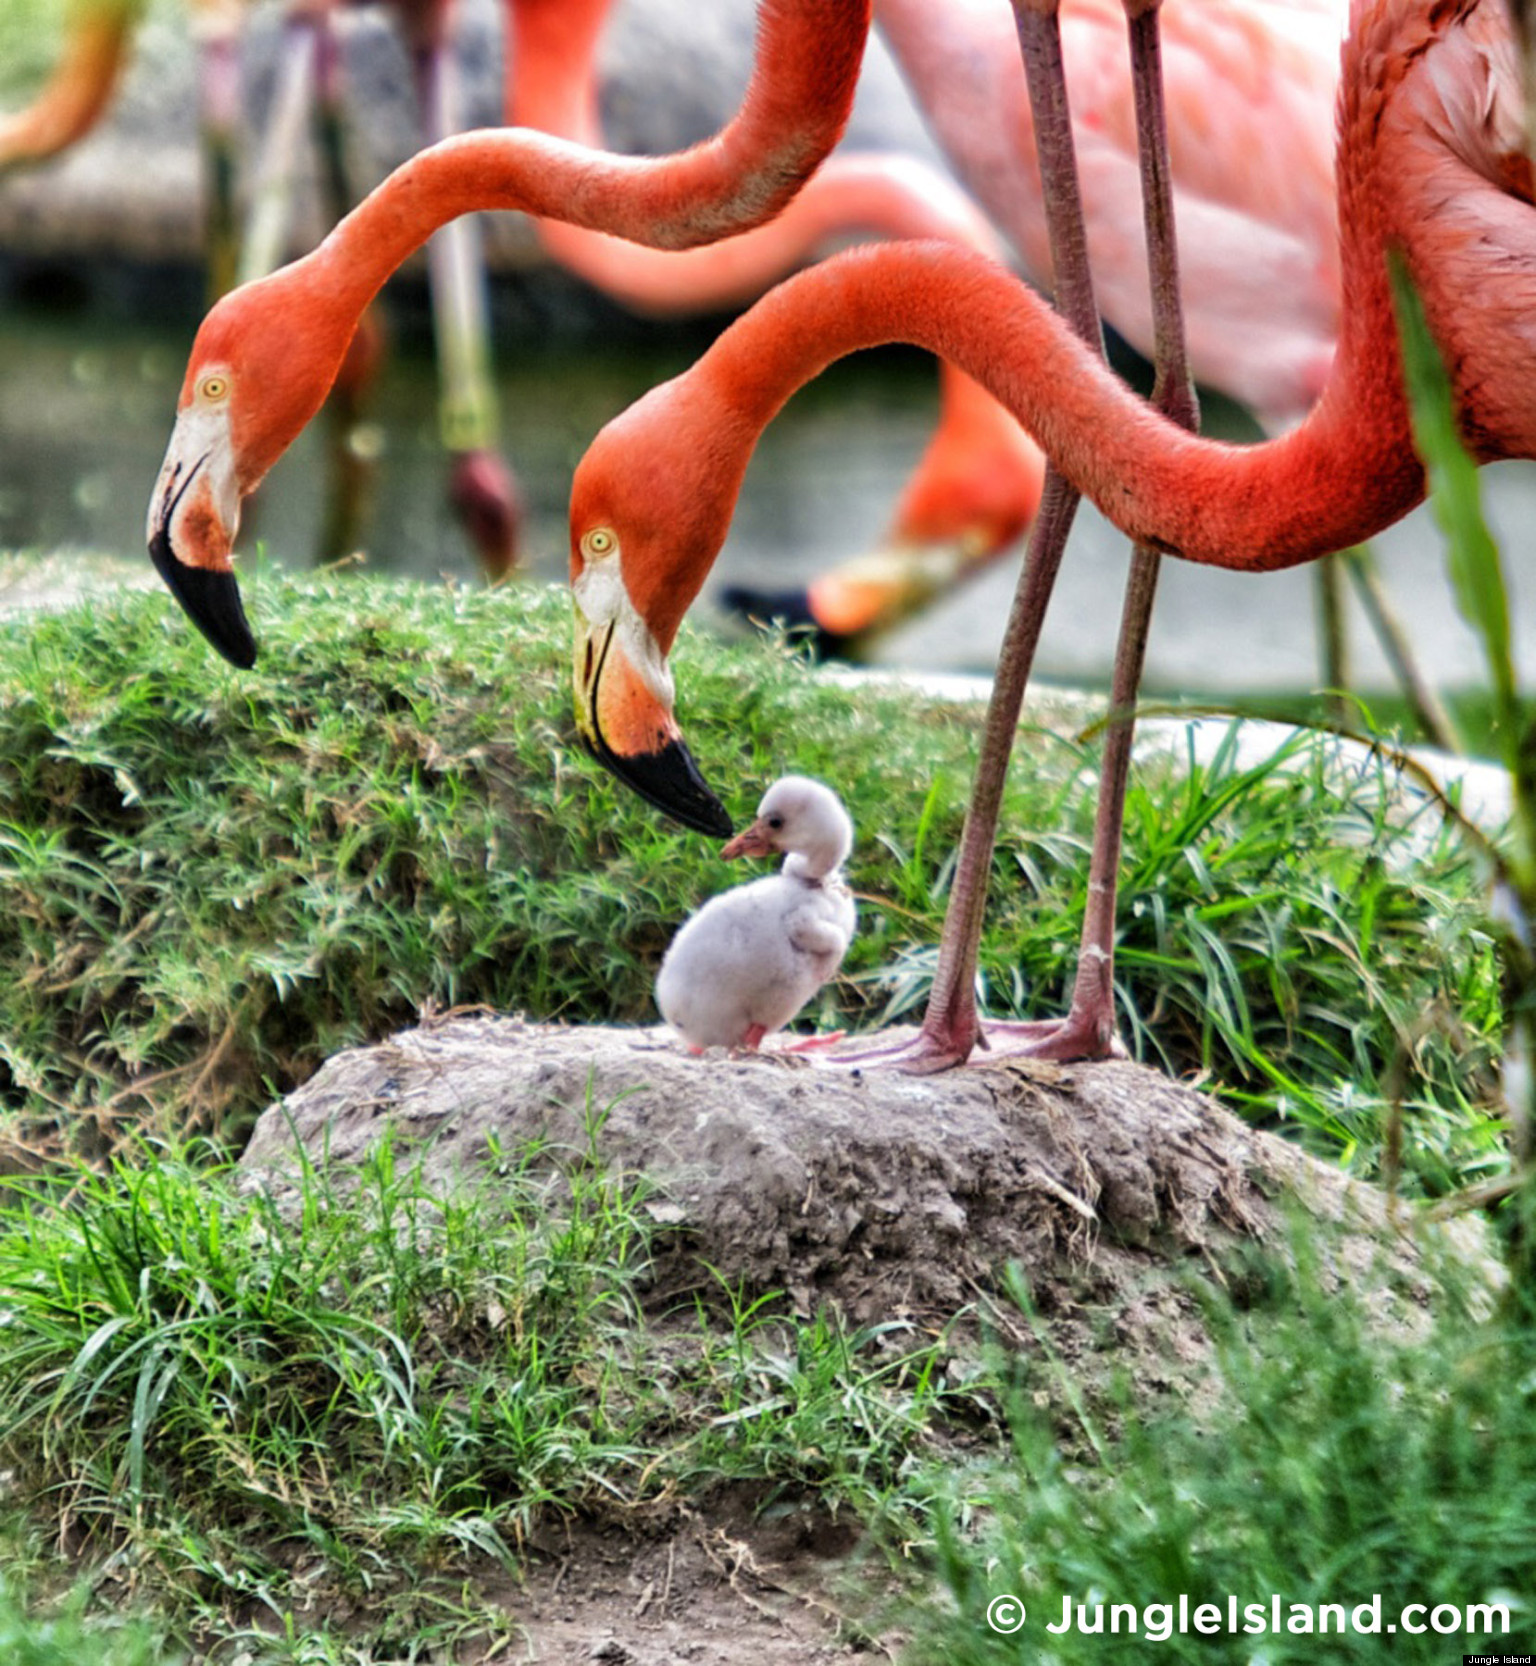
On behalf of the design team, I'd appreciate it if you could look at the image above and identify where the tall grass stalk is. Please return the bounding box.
[1391,256,1535,1265]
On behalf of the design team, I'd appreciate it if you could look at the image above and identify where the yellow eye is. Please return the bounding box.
[582,527,616,558]
[198,374,229,402]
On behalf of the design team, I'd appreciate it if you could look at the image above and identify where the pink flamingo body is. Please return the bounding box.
[878,0,1344,433]
[732,0,1354,652]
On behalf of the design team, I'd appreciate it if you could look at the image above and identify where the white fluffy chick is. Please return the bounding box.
[656,776,856,1051]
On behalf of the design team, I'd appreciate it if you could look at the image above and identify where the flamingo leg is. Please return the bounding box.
[1340,546,1461,751]
[1316,555,1351,727]
[314,10,385,563]
[843,0,1194,1071]
[837,0,1104,1072]
[978,4,1198,1066]
[413,0,522,580]
[195,0,244,305]
[237,10,320,289]
[976,1,1199,1061]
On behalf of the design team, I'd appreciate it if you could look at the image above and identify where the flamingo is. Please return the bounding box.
[3,0,521,573]
[564,0,1535,1063]
[505,0,1046,636]
[656,775,856,1052]
[222,0,527,574]
[723,0,1338,651]
[144,0,873,803]
[0,0,142,175]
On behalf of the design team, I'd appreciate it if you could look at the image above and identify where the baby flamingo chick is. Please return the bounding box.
[656,777,856,1053]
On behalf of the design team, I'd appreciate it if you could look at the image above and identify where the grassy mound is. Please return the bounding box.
[0,565,1507,1190]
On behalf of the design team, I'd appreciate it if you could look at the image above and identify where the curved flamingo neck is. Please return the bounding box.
[504,0,984,316]
[753,244,1412,555]
[297,0,870,310]
[541,150,1004,317]
[619,236,1421,652]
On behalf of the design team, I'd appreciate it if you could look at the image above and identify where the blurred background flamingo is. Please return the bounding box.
[505,0,1045,644]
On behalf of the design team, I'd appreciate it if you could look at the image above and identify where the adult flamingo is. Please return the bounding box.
[0,0,523,571]
[505,0,1046,638]
[565,0,1535,1063]
[146,0,872,827]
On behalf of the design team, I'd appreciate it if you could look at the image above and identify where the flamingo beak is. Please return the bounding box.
[721,818,776,860]
[573,608,733,838]
[146,408,257,669]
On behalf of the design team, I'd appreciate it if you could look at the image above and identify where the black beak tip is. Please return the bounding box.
[584,732,734,839]
[148,527,258,669]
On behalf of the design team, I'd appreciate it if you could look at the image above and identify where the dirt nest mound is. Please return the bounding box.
[241,1014,1494,1370]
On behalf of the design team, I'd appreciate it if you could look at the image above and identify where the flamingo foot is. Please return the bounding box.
[967,1011,1127,1064]
[828,1005,1124,1073]
[450,449,524,581]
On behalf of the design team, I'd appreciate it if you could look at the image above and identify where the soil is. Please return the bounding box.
[235,1012,1499,1664]
[259,1497,897,1665]
[242,1012,1493,1340]
[472,1497,899,1665]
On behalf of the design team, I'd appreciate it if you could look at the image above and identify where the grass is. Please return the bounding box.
[0,1581,168,1666]
[0,551,1519,1654]
[0,1123,962,1656]
[906,1248,1536,1665]
[0,545,1518,1650]
[1,1139,1524,1664]
[0,565,1508,1195]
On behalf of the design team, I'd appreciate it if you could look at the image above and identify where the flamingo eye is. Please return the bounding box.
[198,374,230,403]
[582,527,617,559]
[767,814,784,831]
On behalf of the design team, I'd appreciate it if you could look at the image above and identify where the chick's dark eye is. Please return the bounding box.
[767,815,784,830]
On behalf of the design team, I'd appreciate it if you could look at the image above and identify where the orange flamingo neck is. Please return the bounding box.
[609,236,1423,655]
[288,0,868,303]
[206,0,871,479]
[721,244,1416,563]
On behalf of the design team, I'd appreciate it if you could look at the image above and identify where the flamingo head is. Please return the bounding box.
[146,257,358,668]
[567,376,753,839]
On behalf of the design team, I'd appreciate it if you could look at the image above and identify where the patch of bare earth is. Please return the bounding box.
[238,1013,1498,1662]
[471,1497,893,1665]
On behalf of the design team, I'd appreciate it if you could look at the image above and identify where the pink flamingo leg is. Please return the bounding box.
[845,0,1195,1071]
[412,2,524,579]
[981,1,1198,1060]
[838,0,1107,1072]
